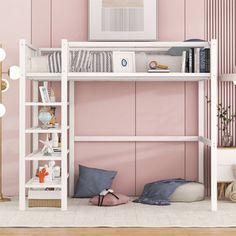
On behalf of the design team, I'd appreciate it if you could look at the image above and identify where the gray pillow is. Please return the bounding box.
[74,165,117,198]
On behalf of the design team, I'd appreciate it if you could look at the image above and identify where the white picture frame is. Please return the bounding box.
[39,86,50,103]
[89,0,157,41]
[113,51,136,73]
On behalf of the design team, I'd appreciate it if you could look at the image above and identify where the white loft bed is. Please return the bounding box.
[19,39,218,211]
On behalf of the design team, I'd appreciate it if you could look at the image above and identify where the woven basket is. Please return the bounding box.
[28,199,61,208]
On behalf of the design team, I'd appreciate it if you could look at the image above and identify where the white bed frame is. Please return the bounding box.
[19,39,218,211]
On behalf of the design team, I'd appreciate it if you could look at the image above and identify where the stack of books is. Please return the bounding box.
[181,48,210,73]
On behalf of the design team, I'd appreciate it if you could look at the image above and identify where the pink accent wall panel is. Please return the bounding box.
[158,0,185,41]
[0,0,31,72]
[52,0,88,47]
[136,143,185,194]
[135,82,185,193]
[75,143,135,195]
[75,82,135,135]
[32,0,51,47]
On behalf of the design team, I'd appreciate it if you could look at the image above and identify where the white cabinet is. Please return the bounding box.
[217,148,236,182]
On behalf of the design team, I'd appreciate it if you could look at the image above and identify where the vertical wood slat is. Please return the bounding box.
[206,0,236,194]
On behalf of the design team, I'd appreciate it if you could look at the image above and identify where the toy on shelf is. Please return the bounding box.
[40,134,54,156]
[49,107,57,126]
[45,161,56,182]
[148,60,170,73]
[37,168,49,183]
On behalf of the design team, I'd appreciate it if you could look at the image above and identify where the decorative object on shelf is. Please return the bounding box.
[53,166,61,178]
[113,51,136,73]
[52,133,59,148]
[49,107,57,126]
[148,61,170,73]
[39,134,54,156]
[225,181,236,202]
[38,107,52,129]
[39,86,50,103]
[89,0,157,41]
[37,168,49,183]
[45,161,56,182]
[50,88,56,102]
[217,104,235,147]
[0,46,20,203]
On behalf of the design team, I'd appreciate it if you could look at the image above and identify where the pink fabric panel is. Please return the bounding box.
[52,0,88,47]
[32,0,51,47]
[136,143,185,195]
[75,82,135,135]
[158,0,185,41]
[0,0,31,72]
[75,143,135,195]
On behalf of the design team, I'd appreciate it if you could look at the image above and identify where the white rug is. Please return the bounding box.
[0,198,236,227]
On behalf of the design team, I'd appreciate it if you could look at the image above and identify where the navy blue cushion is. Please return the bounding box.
[74,165,117,198]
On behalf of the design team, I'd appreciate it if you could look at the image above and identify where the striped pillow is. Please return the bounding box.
[48,52,61,73]
[70,50,91,72]
[90,51,113,72]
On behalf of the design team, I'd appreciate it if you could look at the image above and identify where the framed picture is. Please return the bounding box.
[39,86,50,103]
[113,51,136,73]
[89,0,157,41]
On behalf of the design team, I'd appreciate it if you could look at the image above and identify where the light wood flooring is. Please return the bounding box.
[0,228,236,236]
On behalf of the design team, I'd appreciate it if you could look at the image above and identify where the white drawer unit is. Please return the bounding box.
[217,148,236,182]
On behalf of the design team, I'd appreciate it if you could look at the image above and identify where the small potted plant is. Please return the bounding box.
[217,104,236,147]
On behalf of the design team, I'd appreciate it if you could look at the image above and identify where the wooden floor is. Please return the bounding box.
[0,228,236,236]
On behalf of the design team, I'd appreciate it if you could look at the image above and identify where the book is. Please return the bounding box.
[181,51,187,73]
[148,69,170,73]
[188,48,193,73]
[200,48,206,73]
[194,48,200,73]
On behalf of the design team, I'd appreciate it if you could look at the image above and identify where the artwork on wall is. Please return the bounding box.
[89,0,157,41]
[113,51,136,73]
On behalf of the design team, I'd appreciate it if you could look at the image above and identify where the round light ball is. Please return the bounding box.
[9,66,20,80]
[0,48,6,62]
[0,104,6,117]
[1,78,9,93]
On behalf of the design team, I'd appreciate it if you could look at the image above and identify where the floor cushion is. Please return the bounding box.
[74,165,117,198]
[170,182,205,202]
[90,193,129,206]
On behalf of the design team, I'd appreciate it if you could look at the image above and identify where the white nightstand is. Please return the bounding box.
[217,147,236,182]
[217,147,236,199]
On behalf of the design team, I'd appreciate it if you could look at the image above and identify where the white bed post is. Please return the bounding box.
[61,39,68,210]
[69,81,74,197]
[19,40,26,210]
[211,39,218,211]
[198,80,205,183]
[32,81,39,175]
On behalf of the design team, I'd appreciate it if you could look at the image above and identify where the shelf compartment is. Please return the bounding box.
[25,150,69,161]
[74,135,200,142]
[25,126,69,134]
[25,177,62,188]
[68,72,211,82]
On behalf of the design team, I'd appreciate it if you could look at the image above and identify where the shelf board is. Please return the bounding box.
[25,150,69,161]
[26,73,61,81]
[25,102,69,106]
[25,177,61,188]
[69,72,211,82]
[26,72,211,82]
[74,135,200,142]
[25,126,69,134]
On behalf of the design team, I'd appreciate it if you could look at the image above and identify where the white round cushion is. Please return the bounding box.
[170,182,205,202]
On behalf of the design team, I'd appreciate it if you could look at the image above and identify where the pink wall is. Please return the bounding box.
[0,0,206,196]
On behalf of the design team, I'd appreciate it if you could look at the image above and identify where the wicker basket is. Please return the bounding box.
[28,199,61,208]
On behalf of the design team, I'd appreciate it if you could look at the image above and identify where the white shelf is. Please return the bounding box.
[26,73,61,81]
[26,72,210,82]
[74,135,199,142]
[25,150,69,161]
[25,126,69,133]
[25,177,62,188]
[25,102,69,106]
